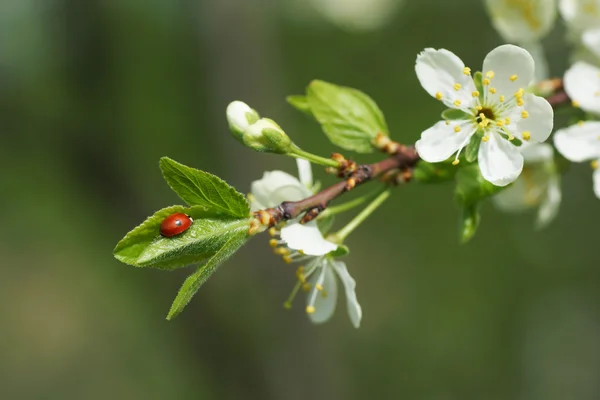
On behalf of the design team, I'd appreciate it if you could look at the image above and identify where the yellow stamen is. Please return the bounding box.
[521,110,529,119]
[510,74,518,81]
[496,120,504,127]
[454,83,462,91]
[463,67,471,75]
[454,125,461,133]
[306,305,316,314]
[592,160,599,170]
[578,120,585,126]
[274,247,290,256]
[522,131,531,141]
[472,90,480,97]
[508,134,515,141]
[453,99,462,107]
[505,117,511,125]
[475,105,483,111]
[483,78,490,86]
[268,227,277,236]
[436,92,443,100]
[486,70,495,79]
[315,284,324,291]
[482,135,490,142]
[499,95,505,102]
[452,159,460,166]
[489,87,497,94]
[517,98,524,106]
[573,100,580,108]
[302,283,311,292]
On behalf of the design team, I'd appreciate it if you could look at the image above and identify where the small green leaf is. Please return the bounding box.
[286,95,313,117]
[459,203,480,244]
[454,164,504,206]
[160,157,249,218]
[441,108,470,121]
[465,130,483,163]
[167,230,248,320]
[114,205,222,269]
[135,217,249,269]
[413,160,458,183]
[473,71,484,101]
[306,80,388,153]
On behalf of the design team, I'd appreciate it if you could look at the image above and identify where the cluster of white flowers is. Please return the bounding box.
[249,159,362,328]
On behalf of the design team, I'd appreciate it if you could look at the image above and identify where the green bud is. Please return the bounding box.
[242,118,292,154]
[226,101,260,142]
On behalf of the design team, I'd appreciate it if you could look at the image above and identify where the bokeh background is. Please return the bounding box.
[2,0,600,399]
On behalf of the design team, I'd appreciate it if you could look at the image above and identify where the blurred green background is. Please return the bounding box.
[2,0,600,399]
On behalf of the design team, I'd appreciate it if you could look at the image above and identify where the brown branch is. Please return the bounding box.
[252,145,420,229]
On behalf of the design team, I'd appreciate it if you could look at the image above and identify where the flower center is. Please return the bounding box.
[476,107,495,122]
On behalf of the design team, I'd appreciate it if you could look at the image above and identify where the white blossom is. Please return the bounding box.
[493,143,561,228]
[554,121,600,198]
[559,0,600,37]
[485,0,557,43]
[415,44,554,186]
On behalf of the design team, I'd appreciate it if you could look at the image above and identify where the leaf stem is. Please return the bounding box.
[289,145,341,168]
[331,188,391,243]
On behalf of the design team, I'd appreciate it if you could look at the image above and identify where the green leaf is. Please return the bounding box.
[473,71,484,101]
[441,108,470,121]
[167,230,248,320]
[306,80,389,153]
[328,244,349,258]
[454,164,504,206]
[465,130,483,163]
[135,217,249,269]
[286,95,313,117]
[459,203,480,244]
[160,157,249,218]
[413,160,458,183]
[114,205,224,270]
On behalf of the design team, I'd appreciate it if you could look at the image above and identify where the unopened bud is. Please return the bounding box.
[243,118,292,154]
[226,101,260,141]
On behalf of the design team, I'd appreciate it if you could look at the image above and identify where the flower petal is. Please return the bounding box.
[564,61,600,114]
[250,171,311,210]
[559,0,600,35]
[478,132,524,186]
[516,93,554,142]
[484,0,557,43]
[553,121,600,162]
[492,174,532,212]
[582,28,600,59]
[415,120,475,163]
[280,221,338,256]
[296,158,313,189]
[307,265,338,324]
[521,142,554,163]
[594,164,600,199]
[536,175,561,229]
[415,48,476,110]
[330,259,362,328]
[482,44,534,102]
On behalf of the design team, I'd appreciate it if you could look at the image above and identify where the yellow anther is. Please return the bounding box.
[452,159,460,166]
[454,125,461,133]
[445,120,451,125]
[573,100,580,108]
[486,70,495,79]
[454,83,462,91]
[483,78,491,86]
[472,90,480,97]
[499,95,505,102]
[479,112,487,120]
[463,67,471,75]
[316,284,324,291]
[508,134,515,141]
[510,74,518,81]
[521,110,529,119]
[489,87,497,94]
[505,117,511,125]
[522,131,531,141]
[515,88,524,97]
[578,120,584,126]
[496,120,504,127]
[475,105,483,111]
[595,91,599,97]
[453,99,462,107]
[482,135,490,142]
[269,239,278,247]
[306,305,316,314]
[517,98,524,106]
[268,227,277,236]
[436,92,443,100]
[592,160,599,170]
[302,283,311,292]
[283,255,292,264]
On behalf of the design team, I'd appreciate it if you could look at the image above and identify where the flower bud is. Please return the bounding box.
[226,101,260,142]
[243,118,292,154]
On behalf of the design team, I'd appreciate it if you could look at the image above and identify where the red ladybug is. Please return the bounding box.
[160,213,193,237]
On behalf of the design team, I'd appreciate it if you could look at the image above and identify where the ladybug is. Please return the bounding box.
[160,213,193,237]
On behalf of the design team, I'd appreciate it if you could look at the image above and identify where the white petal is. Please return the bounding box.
[521,142,554,163]
[594,164,600,199]
[415,120,475,163]
[492,174,532,213]
[280,221,338,256]
[482,44,534,102]
[553,121,600,162]
[415,48,476,110]
[250,171,311,210]
[296,158,313,189]
[516,93,554,142]
[564,61,600,114]
[536,175,561,229]
[478,132,524,186]
[330,260,362,328]
[484,0,557,43]
[226,101,257,132]
[582,28,600,58]
[559,0,600,35]
[307,265,338,324]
